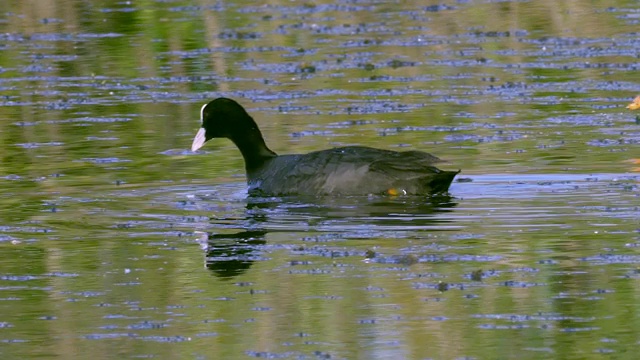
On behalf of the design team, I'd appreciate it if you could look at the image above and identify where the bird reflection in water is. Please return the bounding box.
[198,194,458,278]
[197,230,267,279]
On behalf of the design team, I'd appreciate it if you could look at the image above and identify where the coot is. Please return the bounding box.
[191,98,459,196]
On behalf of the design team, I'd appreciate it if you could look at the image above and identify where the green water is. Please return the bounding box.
[0,0,639,359]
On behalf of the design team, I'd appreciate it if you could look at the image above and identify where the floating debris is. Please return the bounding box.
[470,269,484,281]
[626,95,640,110]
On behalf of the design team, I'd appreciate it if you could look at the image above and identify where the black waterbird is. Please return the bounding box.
[191,98,459,196]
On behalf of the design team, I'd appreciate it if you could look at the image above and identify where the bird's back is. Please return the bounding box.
[247,146,458,196]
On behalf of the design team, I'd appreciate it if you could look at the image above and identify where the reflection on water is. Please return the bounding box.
[200,230,267,279]
[244,194,458,230]
[0,0,639,358]
[203,195,458,278]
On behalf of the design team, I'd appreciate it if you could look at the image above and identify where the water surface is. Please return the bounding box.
[1,0,639,359]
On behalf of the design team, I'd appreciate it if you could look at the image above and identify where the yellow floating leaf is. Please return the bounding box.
[626,95,640,110]
[386,188,407,196]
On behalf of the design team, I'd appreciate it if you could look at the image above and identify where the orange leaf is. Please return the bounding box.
[627,95,640,110]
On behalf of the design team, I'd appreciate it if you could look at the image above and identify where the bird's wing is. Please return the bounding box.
[368,150,446,174]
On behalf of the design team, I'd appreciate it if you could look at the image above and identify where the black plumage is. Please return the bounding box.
[191,98,459,196]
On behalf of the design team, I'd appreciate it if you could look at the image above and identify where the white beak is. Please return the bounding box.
[191,127,207,152]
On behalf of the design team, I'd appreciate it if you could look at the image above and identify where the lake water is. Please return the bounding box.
[0,0,639,359]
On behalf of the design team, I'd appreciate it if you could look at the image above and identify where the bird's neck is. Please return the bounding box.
[231,129,277,171]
